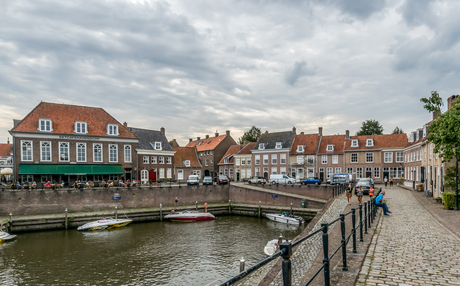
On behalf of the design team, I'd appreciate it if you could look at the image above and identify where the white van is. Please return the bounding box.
[187,175,200,186]
[269,174,296,184]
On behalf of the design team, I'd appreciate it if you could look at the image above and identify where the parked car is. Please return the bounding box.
[217,175,229,185]
[187,175,200,186]
[355,178,372,195]
[269,174,296,184]
[202,176,213,185]
[300,177,322,185]
[248,176,266,184]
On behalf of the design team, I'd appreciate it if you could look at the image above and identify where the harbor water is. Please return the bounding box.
[0,216,305,286]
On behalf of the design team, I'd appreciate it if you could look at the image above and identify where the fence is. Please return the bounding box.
[219,188,381,286]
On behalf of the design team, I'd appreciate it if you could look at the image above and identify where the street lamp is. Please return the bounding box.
[412,169,416,190]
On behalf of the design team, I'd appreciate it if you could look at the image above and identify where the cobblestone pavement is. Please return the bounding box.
[357,187,460,286]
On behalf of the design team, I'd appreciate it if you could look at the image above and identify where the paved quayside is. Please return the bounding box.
[357,186,460,285]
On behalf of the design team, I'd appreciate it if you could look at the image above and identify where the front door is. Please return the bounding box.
[236,172,240,181]
[319,170,324,182]
[125,168,132,181]
[383,171,389,181]
[149,169,157,183]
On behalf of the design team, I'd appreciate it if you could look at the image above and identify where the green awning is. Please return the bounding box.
[18,164,124,175]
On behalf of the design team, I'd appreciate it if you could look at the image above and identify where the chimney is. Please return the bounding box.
[189,138,193,143]
[160,127,165,135]
[206,134,209,139]
[300,132,304,135]
[215,132,219,137]
[345,130,350,140]
[448,95,458,110]
[197,137,201,141]
[123,122,128,128]
[7,137,10,144]
[243,140,249,145]
[226,130,230,136]
[292,126,296,134]
[318,127,323,136]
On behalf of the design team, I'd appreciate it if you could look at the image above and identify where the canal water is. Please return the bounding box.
[0,216,305,286]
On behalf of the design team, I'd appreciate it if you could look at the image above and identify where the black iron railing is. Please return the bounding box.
[219,188,381,286]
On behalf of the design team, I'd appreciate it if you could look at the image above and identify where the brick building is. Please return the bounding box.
[0,140,13,182]
[218,144,243,180]
[289,132,321,180]
[233,142,256,181]
[172,147,201,181]
[316,131,346,183]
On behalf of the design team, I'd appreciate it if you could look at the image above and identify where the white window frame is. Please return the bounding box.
[347,167,353,175]
[154,142,162,150]
[124,145,132,163]
[366,139,374,147]
[271,154,277,164]
[159,156,165,164]
[21,141,33,161]
[271,167,277,174]
[255,167,260,177]
[40,141,51,162]
[280,154,286,164]
[241,158,245,165]
[297,156,304,164]
[259,143,265,150]
[93,143,103,162]
[307,155,314,165]
[332,155,338,164]
[365,152,374,163]
[59,142,69,162]
[75,121,87,134]
[335,167,341,173]
[356,167,363,179]
[297,145,305,153]
[109,144,118,162]
[167,157,172,164]
[384,152,393,163]
[374,167,380,178]
[326,145,334,152]
[255,155,260,165]
[326,167,333,178]
[351,153,358,163]
[247,157,251,165]
[141,170,148,183]
[107,124,119,136]
[206,159,209,166]
[143,156,149,164]
[351,140,358,147]
[77,143,87,162]
[396,152,404,163]
[236,158,240,165]
[322,155,327,164]
[38,119,52,132]
[159,168,165,179]
[151,156,157,164]
[275,142,282,149]
[177,169,184,180]
[167,168,172,179]
[280,167,287,175]
[263,155,269,165]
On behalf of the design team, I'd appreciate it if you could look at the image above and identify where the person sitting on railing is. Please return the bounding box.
[1,182,6,191]
[44,181,51,189]
[132,180,137,186]
[60,180,65,188]
[16,181,24,190]
[375,191,391,216]
[31,181,37,189]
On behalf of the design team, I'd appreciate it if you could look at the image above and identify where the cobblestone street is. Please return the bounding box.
[357,186,460,286]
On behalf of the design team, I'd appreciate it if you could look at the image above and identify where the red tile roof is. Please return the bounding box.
[185,135,228,151]
[10,102,137,138]
[218,145,243,164]
[236,142,257,155]
[290,134,320,155]
[344,134,408,150]
[172,147,201,167]
[318,135,346,154]
[0,144,13,157]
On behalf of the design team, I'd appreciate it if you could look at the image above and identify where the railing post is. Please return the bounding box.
[332,186,334,198]
[240,257,245,273]
[9,213,12,233]
[229,200,231,214]
[280,242,292,286]
[351,208,357,253]
[65,208,68,229]
[340,214,348,271]
[259,201,261,218]
[364,202,368,234]
[115,206,118,220]
[290,203,293,215]
[370,199,374,224]
[373,198,377,220]
[160,203,162,221]
[321,223,330,286]
[359,204,363,242]
[368,200,371,229]
[196,201,198,211]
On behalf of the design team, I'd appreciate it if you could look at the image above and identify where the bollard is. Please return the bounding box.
[340,214,348,271]
[351,208,357,253]
[364,202,368,234]
[160,203,162,221]
[258,201,261,218]
[229,200,231,214]
[370,200,374,224]
[240,257,245,273]
[368,200,371,229]
[196,201,198,211]
[280,242,292,286]
[9,213,13,232]
[322,223,330,286]
[115,206,118,219]
[290,203,293,215]
[359,204,363,242]
[278,233,283,246]
[65,208,68,229]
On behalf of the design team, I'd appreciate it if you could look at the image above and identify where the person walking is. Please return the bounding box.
[357,186,363,204]
[389,177,394,189]
[346,183,353,205]
[174,197,179,209]
[384,176,388,188]
[204,202,208,212]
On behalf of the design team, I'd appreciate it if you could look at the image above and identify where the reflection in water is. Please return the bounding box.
[0,216,305,286]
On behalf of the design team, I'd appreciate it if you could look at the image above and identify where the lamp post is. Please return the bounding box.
[412,169,416,190]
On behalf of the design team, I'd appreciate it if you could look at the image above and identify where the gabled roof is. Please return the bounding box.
[10,102,136,138]
[252,131,295,151]
[128,127,173,151]
[344,134,408,150]
[186,135,228,151]
[218,145,243,164]
[0,144,13,157]
[318,135,346,154]
[235,142,257,155]
[172,147,201,167]
[290,134,320,155]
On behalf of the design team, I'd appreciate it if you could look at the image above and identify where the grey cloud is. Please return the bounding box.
[318,0,386,20]
[284,61,315,86]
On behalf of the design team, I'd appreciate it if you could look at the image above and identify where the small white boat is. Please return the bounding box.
[164,210,215,222]
[0,231,17,242]
[264,239,286,256]
[266,211,304,225]
[77,217,132,231]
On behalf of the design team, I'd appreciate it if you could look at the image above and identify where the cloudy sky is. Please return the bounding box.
[1,0,459,145]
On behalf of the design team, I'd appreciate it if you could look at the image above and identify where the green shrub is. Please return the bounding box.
[442,192,455,210]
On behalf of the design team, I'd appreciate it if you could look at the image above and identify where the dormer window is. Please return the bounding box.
[275,142,282,149]
[366,139,374,147]
[259,143,265,150]
[154,142,162,150]
[297,145,305,153]
[75,121,87,134]
[224,158,230,164]
[351,140,358,147]
[107,124,119,136]
[326,145,334,152]
[184,160,190,167]
[38,119,52,132]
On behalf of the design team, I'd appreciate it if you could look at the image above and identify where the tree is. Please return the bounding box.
[420,91,443,114]
[391,126,404,134]
[425,93,460,210]
[238,125,262,144]
[356,119,383,136]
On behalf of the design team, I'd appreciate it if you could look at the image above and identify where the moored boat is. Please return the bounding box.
[77,217,132,231]
[0,231,17,242]
[164,210,215,222]
[266,211,304,225]
[264,239,286,256]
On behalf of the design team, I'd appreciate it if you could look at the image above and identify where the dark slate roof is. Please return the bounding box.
[253,131,295,150]
[128,127,173,151]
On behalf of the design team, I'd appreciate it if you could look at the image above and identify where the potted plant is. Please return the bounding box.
[434,197,442,204]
